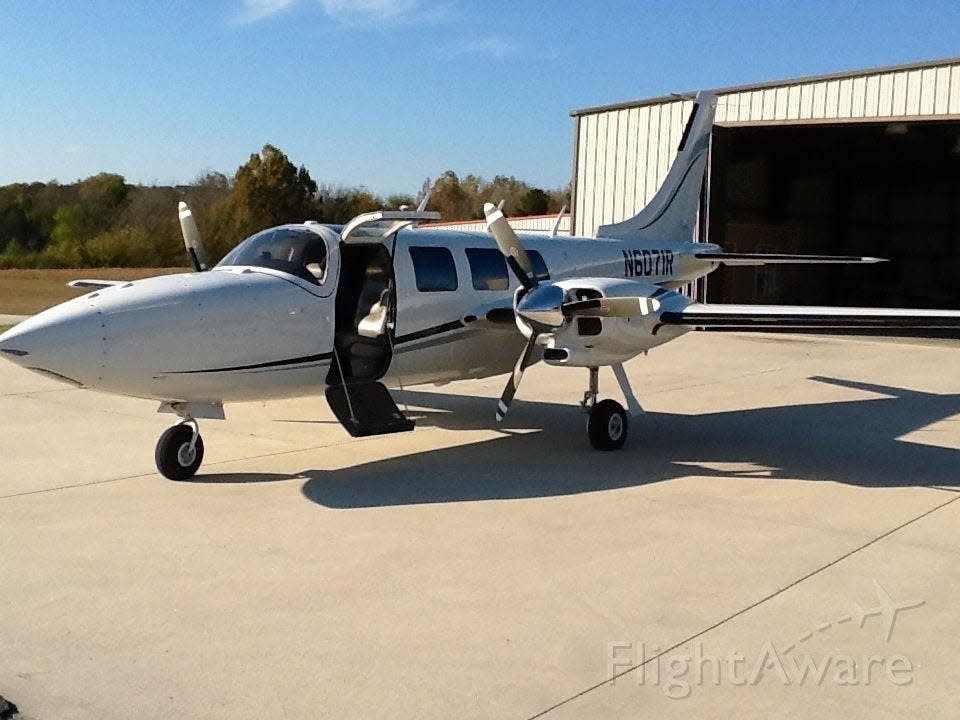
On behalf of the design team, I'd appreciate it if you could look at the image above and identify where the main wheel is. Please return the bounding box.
[155,424,204,480]
[588,399,628,451]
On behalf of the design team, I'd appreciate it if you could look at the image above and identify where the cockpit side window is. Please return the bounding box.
[217,227,328,285]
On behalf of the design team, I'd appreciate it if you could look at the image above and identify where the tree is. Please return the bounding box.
[233,144,317,229]
[0,187,42,253]
[428,171,473,220]
[479,175,528,216]
[204,145,318,261]
[46,173,130,265]
[517,187,550,216]
[385,193,415,209]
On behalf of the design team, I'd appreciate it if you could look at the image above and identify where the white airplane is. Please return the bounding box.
[2,91,959,480]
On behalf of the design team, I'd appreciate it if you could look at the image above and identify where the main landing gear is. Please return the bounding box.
[155,418,204,480]
[580,366,636,451]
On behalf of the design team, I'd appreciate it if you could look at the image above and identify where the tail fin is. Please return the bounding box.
[597,91,717,243]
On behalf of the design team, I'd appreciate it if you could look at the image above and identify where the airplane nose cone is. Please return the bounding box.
[0,324,32,365]
[0,301,103,386]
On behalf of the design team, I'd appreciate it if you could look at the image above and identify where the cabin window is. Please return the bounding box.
[409,246,458,292]
[464,247,551,290]
[465,248,509,291]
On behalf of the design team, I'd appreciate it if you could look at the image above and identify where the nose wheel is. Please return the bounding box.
[155,420,204,480]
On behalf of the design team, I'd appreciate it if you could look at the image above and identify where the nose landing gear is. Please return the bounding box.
[155,418,204,480]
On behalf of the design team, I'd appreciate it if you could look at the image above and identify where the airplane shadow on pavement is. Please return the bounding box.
[289,376,960,508]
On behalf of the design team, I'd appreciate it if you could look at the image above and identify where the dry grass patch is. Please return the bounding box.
[0,268,190,315]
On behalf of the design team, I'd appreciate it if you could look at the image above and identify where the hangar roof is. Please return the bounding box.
[570,56,960,118]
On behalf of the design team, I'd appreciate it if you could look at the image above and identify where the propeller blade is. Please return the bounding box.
[178,201,207,271]
[496,333,538,423]
[483,202,535,290]
[562,296,661,318]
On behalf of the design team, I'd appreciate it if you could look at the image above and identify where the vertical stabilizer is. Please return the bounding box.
[597,91,716,243]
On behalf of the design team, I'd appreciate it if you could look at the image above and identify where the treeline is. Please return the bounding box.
[0,145,569,269]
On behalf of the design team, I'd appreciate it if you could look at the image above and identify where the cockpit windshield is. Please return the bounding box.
[217,226,329,284]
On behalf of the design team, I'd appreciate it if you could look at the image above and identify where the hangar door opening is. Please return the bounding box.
[707,120,960,309]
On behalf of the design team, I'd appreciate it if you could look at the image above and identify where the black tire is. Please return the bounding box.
[588,399,628,451]
[155,424,204,480]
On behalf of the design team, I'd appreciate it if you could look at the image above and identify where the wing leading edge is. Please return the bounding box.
[659,303,960,332]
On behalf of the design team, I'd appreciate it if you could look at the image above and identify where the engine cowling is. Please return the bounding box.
[520,277,692,367]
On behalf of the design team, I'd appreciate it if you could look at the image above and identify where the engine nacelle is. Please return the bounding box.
[536,277,692,367]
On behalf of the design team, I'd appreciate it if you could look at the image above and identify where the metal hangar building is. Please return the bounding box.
[570,57,960,307]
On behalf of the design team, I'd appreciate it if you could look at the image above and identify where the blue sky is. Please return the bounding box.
[2,1,958,195]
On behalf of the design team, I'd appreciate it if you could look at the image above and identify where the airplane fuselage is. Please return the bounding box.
[0,227,715,404]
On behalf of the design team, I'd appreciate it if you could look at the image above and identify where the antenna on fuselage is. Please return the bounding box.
[549,205,567,238]
[409,190,433,229]
[416,190,432,213]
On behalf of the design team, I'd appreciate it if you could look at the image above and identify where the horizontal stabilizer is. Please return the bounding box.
[694,253,887,266]
[659,303,960,332]
[67,279,123,289]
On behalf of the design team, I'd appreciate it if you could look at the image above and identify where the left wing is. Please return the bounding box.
[659,303,960,332]
[67,279,124,289]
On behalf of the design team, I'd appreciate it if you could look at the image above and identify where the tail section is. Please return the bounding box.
[597,91,717,243]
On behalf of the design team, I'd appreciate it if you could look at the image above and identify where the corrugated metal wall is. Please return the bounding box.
[572,58,960,237]
[574,99,693,239]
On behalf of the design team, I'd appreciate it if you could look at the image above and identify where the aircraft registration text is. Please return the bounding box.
[623,249,674,277]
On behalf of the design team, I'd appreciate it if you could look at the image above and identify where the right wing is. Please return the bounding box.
[659,303,960,332]
[693,252,887,266]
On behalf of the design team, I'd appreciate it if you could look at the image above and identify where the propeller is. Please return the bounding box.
[483,202,540,421]
[178,201,207,271]
[496,333,539,423]
[484,201,662,422]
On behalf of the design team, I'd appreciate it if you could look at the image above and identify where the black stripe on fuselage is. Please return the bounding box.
[170,352,334,374]
[169,320,467,374]
[394,320,465,344]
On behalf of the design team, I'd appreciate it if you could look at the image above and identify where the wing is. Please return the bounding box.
[693,252,887,266]
[67,279,124,289]
[659,303,960,332]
